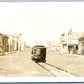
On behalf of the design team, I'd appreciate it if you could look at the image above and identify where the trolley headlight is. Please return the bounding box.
[36,49,40,54]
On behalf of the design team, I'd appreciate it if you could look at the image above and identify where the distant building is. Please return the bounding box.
[47,40,60,51]
[59,33,68,53]
[20,41,26,51]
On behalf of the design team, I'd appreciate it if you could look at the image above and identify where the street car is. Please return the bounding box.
[31,45,46,62]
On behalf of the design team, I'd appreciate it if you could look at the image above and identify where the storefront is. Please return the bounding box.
[78,37,84,55]
[68,44,78,54]
[0,33,9,53]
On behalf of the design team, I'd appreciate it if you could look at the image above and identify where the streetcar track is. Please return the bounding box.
[37,63,56,77]
[37,62,75,77]
[45,63,65,71]
[45,63,76,76]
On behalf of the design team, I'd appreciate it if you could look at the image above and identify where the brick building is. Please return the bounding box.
[0,33,9,54]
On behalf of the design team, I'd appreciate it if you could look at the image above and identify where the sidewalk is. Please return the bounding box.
[0,50,22,56]
[49,49,84,57]
[67,53,84,57]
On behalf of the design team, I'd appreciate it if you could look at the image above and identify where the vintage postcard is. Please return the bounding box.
[0,1,84,82]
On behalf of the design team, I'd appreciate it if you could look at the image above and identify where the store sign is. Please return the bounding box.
[71,40,78,44]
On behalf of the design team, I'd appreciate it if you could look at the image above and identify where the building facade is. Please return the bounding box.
[78,36,84,55]
[0,33,9,53]
[59,33,68,53]
[0,32,26,55]
[59,28,84,55]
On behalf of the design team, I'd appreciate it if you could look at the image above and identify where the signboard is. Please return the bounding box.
[71,40,78,44]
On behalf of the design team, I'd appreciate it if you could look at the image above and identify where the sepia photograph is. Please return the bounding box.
[0,1,84,82]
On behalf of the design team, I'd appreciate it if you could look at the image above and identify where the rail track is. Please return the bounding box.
[37,62,75,77]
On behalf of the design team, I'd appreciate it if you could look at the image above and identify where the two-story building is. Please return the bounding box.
[59,28,84,54]
[0,33,9,54]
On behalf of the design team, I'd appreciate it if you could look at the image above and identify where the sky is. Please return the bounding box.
[0,2,84,46]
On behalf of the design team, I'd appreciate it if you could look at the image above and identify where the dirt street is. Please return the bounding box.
[0,48,84,77]
[46,49,84,77]
[0,48,53,77]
